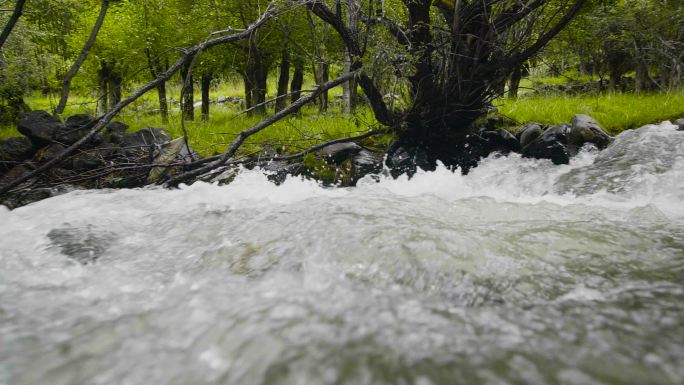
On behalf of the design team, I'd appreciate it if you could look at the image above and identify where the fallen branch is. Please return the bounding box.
[0,7,276,197]
[165,70,358,187]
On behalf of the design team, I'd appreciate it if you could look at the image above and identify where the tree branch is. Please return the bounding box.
[0,8,277,197]
[0,0,27,50]
[165,71,358,187]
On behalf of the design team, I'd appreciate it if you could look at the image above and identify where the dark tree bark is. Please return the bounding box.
[290,59,304,104]
[97,60,110,115]
[55,0,110,115]
[180,62,194,121]
[201,73,212,122]
[0,0,28,50]
[244,42,269,116]
[146,49,169,123]
[275,49,290,112]
[108,70,122,110]
[508,65,523,99]
[306,0,588,166]
[316,62,329,113]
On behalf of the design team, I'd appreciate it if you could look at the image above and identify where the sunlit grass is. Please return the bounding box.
[498,90,684,134]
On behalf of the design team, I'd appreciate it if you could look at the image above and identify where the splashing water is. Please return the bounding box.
[1,122,683,385]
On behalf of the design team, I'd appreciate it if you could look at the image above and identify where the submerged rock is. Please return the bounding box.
[47,225,115,264]
[351,149,384,182]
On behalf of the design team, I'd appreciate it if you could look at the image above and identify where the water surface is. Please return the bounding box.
[1,122,683,385]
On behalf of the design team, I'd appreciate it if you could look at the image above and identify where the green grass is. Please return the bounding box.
[498,90,684,134]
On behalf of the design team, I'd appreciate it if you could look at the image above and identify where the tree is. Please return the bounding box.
[0,0,28,50]
[299,0,587,169]
[54,0,110,115]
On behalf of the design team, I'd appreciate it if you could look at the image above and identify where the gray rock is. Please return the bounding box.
[117,127,171,148]
[0,164,33,187]
[106,121,128,135]
[522,138,570,165]
[47,225,115,264]
[518,123,544,148]
[0,137,35,172]
[386,145,431,178]
[480,129,521,153]
[674,118,684,131]
[351,149,383,182]
[317,142,363,165]
[17,111,65,147]
[569,114,613,149]
[72,152,104,171]
[34,143,67,165]
[65,114,93,129]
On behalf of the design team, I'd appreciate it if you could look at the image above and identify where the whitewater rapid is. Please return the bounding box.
[1,121,683,385]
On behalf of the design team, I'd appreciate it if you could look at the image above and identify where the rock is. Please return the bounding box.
[106,121,128,135]
[317,142,363,165]
[0,164,33,187]
[59,114,103,145]
[264,160,303,184]
[673,118,684,131]
[569,114,613,149]
[17,111,65,147]
[0,137,35,173]
[522,133,570,165]
[34,143,68,164]
[385,145,431,178]
[65,114,93,129]
[47,225,115,264]
[518,122,544,148]
[117,127,171,148]
[147,137,186,183]
[351,149,383,182]
[72,151,104,171]
[542,123,571,143]
[480,129,521,153]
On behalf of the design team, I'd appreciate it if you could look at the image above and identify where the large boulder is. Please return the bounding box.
[518,122,544,148]
[673,118,684,131]
[385,144,431,178]
[480,128,521,153]
[351,149,383,183]
[34,143,68,165]
[60,114,106,145]
[521,124,572,165]
[116,127,171,148]
[317,142,363,165]
[17,111,65,147]
[569,114,613,149]
[0,137,35,173]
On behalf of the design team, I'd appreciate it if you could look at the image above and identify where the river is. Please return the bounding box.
[1,121,683,385]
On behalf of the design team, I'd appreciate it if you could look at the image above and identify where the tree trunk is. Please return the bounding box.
[508,65,523,99]
[243,74,253,110]
[290,60,304,104]
[146,49,169,123]
[342,50,357,114]
[180,62,194,121]
[275,49,290,113]
[316,62,329,113]
[97,60,109,115]
[55,0,109,115]
[635,60,648,93]
[0,0,28,50]
[201,73,211,122]
[108,70,122,110]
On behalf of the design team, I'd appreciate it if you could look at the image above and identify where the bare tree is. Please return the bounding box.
[54,0,110,115]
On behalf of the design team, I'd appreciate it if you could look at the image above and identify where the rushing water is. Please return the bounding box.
[1,122,683,385]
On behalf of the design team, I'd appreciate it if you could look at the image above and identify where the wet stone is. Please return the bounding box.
[47,225,115,264]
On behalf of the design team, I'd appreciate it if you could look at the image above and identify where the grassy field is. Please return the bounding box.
[497,91,684,135]
[2,78,682,155]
